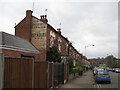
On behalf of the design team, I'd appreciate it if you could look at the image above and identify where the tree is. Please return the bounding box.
[105,55,118,68]
[46,46,61,62]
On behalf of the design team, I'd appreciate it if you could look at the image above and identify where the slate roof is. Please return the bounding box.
[0,32,40,53]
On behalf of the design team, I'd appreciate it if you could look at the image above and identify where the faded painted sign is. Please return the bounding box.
[31,17,47,50]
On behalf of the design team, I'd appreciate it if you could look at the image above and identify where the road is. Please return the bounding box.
[58,70,120,89]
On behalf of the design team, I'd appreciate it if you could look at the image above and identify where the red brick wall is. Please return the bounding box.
[14,10,83,62]
[2,49,40,62]
[15,10,33,42]
[47,26,84,62]
[39,51,47,61]
[46,27,51,50]
[47,27,69,55]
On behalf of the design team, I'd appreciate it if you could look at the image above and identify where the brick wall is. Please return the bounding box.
[15,10,33,42]
[15,10,84,62]
[2,49,40,62]
[31,17,47,61]
[47,25,69,56]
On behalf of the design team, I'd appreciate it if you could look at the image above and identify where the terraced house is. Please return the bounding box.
[0,10,91,89]
[15,10,84,63]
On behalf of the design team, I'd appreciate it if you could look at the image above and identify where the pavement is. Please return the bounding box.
[57,70,95,88]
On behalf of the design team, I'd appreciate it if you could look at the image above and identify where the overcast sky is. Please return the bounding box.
[0,0,119,58]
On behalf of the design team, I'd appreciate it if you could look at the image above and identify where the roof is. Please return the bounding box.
[0,32,40,53]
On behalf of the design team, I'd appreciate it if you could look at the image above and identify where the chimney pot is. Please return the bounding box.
[43,15,44,19]
[41,15,43,19]
[40,15,45,19]
[44,15,47,19]
[40,15,48,24]
[40,16,42,19]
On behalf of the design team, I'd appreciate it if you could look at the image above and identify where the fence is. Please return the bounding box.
[48,63,53,88]
[53,63,69,86]
[0,53,4,90]
[64,63,69,83]
[2,57,69,88]
[4,57,34,88]
[53,63,64,86]
[34,62,49,88]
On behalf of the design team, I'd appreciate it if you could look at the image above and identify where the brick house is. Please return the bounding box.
[0,32,40,61]
[15,10,84,63]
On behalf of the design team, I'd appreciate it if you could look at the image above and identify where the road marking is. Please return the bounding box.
[94,84,102,90]
[97,84,102,90]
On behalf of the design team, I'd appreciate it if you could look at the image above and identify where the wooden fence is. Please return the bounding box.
[53,63,69,86]
[4,57,34,88]
[0,53,4,89]
[34,62,48,88]
[2,57,69,88]
[64,63,69,84]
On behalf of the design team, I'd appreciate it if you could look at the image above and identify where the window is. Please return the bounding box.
[50,31,55,47]
[58,39,62,52]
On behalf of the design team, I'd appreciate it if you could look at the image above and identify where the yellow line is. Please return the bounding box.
[96,84,101,90]
[99,84,102,89]
[96,84,99,88]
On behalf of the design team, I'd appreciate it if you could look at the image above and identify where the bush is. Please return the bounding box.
[72,66,84,73]
[46,46,61,62]
[72,67,77,73]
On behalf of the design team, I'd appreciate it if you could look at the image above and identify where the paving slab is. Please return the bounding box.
[58,70,95,88]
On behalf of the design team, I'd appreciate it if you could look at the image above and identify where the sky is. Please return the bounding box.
[0,0,119,59]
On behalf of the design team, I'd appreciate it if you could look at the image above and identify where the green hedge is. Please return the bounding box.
[72,66,84,73]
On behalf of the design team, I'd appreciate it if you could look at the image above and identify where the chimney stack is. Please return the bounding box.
[40,15,48,24]
[57,28,61,34]
[26,10,33,17]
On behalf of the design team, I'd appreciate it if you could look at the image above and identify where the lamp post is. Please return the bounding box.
[85,44,95,57]
[84,44,95,67]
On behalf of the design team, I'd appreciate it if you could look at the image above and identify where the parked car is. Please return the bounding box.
[106,68,113,71]
[95,70,111,84]
[112,68,116,72]
[93,68,104,76]
[115,68,120,73]
[93,67,98,76]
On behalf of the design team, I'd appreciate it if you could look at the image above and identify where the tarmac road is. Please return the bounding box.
[57,70,119,90]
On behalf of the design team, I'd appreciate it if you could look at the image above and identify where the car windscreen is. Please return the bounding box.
[97,71,109,75]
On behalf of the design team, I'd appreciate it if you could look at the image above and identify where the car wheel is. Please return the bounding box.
[96,81,99,84]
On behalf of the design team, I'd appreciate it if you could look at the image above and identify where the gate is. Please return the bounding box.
[53,63,64,86]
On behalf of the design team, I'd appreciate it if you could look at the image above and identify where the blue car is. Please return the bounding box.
[95,70,111,84]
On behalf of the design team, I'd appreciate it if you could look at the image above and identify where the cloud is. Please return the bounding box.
[0,1,118,58]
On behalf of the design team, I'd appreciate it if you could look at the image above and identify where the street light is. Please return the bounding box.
[83,44,95,66]
[85,44,95,57]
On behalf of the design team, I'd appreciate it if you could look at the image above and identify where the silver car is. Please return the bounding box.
[115,68,120,73]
